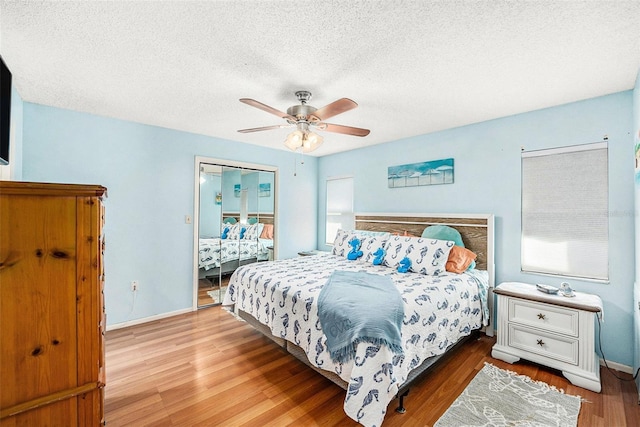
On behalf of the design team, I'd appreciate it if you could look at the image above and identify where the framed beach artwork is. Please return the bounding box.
[388,158,454,188]
[234,184,241,197]
[258,183,271,197]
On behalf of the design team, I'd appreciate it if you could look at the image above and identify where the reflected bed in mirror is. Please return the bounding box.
[198,221,274,277]
[195,157,277,308]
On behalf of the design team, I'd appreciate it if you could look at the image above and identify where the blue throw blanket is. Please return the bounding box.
[318,270,404,364]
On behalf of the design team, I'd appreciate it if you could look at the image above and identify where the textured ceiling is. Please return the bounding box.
[0,1,638,156]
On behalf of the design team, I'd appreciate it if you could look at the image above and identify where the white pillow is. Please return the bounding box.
[226,223,244,240]
[406,238,455,276]
[359,235,389,263]
[333,230,392,260]
[354,230,391,240]
[383,236,418,268]
[242,223,264,240]
[383,236,454,275]
[332,229,356,257]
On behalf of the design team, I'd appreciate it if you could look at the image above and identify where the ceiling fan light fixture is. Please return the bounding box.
[284,130,324,153]
[303,132,323,152]
[284,129,323,153]
[284,130,304,151]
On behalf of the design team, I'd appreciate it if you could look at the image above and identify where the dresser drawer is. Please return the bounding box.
[508,298,579,337]
[508,324,578,365]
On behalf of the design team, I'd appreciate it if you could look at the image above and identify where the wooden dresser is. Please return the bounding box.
[0,181,107,425]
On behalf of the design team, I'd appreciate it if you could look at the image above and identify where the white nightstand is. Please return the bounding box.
[298,250,326,257]
[491,282,603,392]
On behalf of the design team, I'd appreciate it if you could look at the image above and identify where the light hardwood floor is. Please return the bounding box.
[105,306,640,426]
[197,276,231,307]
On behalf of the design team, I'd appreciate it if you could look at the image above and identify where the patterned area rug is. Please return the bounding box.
[206,287,227,304]
[435,363,581,427]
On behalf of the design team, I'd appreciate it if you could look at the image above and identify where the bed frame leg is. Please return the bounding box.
[395,389,409,413]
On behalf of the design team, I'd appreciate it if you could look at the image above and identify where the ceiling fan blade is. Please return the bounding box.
[237,124,294,133]
[309,98,358,122]
[240,98,297,121]
[320,123,370,137]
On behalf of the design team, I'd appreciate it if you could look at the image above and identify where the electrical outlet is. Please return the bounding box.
[131,280,138,292]
[185,215,192,224]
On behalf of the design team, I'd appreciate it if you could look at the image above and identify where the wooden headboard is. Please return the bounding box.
[355,213,494,281]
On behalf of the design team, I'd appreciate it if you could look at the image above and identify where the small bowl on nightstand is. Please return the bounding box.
[560,282,576,297]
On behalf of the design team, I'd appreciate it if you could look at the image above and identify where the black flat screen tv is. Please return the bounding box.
[0,55,12,165]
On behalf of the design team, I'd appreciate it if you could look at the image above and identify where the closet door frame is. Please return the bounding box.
[192,156,278,311]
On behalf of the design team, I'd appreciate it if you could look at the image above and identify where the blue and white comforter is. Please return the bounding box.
[222,253,489,427]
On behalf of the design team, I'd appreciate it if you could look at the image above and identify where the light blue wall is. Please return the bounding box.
[221,168,242,212]
[8,84,23,179]
[199,173,221,237]
[318,91,636,367]
[20,103,318,326]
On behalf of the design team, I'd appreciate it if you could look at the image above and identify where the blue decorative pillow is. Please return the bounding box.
[221,227,229,239]
[422,225,476,270]
[397,257,411,273]
[347,237,363,260]
[372,247,386,265]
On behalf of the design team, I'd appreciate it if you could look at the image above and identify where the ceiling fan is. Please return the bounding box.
[237,91,370,153]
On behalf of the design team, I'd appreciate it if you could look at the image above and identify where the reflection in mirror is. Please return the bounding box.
[257,171,275,261]
[197,164,223,308]
[196,161,276,308]
[221,167,241,275]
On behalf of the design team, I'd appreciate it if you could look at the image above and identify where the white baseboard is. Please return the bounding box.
[106,307,194,331]
[600,358,633,374]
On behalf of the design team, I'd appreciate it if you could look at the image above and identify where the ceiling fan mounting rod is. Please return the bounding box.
[295,90,312,104]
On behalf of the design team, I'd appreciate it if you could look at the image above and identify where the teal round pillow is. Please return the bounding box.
[421,225,476,270]
[421,225,464,246]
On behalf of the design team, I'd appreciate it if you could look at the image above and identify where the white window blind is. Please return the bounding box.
[326,177,354,244]
[521,142,608,281]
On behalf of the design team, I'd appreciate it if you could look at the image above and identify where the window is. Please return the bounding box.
[521,142,608,281]
[326,177,354,244]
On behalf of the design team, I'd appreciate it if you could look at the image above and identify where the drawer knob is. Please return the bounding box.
[537,313,546,320]
[536,339,545,347]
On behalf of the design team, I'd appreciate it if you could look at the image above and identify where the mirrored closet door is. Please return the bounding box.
[195,157,277,309]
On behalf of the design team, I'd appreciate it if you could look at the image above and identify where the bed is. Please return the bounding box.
[222,213,494,427]
[198,214,274,280]
[198,237,273,276]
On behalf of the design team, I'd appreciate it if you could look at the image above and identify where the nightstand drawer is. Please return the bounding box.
[508,324,578,365]
[508,298,579,337]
